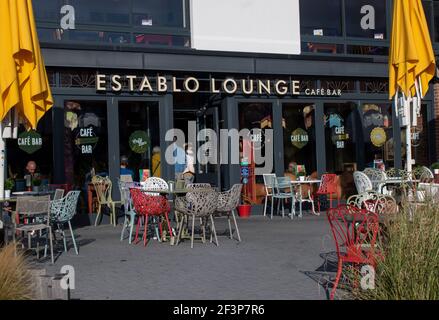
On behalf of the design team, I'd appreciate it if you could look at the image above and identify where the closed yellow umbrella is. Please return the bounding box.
[389,0,435,101]
[0,0,53,129]
[389,0,436,172]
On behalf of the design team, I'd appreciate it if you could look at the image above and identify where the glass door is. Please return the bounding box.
[196,105,221,188]
[118,101,160,182]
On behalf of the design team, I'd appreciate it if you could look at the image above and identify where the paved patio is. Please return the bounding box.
[43,213,337,300]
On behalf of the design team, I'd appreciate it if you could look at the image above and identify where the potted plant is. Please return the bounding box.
[431,162,439,175]
[297,171,306,182]
[32,178,42,192]
[237,195,253,218]
[4,178,14,198]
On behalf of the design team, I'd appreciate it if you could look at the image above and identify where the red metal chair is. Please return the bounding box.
[129,188,172,246]
[326,205,380,300]
[314,174,339,213]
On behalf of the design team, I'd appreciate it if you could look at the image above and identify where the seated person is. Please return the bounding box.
[120,155,134,179]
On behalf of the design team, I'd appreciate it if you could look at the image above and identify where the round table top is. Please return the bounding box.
[290,180,321,184]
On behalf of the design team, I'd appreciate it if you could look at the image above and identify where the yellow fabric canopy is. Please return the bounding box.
[0,0,53,130]
[389,0,436,100]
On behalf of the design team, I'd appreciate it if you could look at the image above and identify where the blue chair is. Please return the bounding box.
[119,180,140,244]
[50,191,81,255]
[269,176,295,219]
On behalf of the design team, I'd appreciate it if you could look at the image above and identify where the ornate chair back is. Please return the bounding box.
[317,173,338,195]
[217,184,243,212]
[327,205,380,263]
[186,183,212,190]
[143,177,169,196]
[51,191,81,223]
[92,176,113,205]
[130,188,169,216]
[353,171,373,194]
[185,190,219,217]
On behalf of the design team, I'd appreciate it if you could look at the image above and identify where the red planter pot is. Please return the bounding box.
[237,204,252,218]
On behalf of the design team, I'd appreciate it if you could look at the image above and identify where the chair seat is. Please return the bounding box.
[273,193,294,199]
[16,224,48,232]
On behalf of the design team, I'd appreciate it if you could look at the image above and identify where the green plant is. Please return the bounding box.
[431,162,439,170]
[32,178,42,187]
[4,178,15,190]
[349,201,439,300]
[0,244,35,300]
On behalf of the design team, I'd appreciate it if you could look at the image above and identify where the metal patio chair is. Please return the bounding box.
[92,175,121,227]
[129,188,173,246]
[119,180,140,244]
[175,190,219,248]
[353,171,373,194]
[12,195,54,264]
[270,176,295,219]
[50,191,81,255]
[262,173,276,217]
[214,184,243,242]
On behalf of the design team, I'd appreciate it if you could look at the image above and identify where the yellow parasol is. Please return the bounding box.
[389,0,436,171]
[0,0,53,129]
[0,0,53,198]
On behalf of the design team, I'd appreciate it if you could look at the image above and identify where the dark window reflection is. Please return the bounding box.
[300,0,342,36]
[133,0,184,28]
[360,103,394,170]
[282,104,317,176]
[345,0,386,38]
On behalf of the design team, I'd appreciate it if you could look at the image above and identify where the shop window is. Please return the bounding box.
[434,2,439,42]
[118,101,160,182]
[133,0,185,28]
[345,0,387,39]
[6,111,53,186]
[324,103,357,174]
[33,0,61,22]
[300,0,343,37]
[64,100,108,190]
[360,103,394,170]
[282,103,317,178]
[65,0,130,25]
[238,103,273,204]
[401,104,430,167]
[301,42,344,54]
[346,45,389,56]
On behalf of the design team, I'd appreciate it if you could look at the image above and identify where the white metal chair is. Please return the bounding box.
[363,168,389,194]
[50,191,81,255]
[270,176,295,219]
[353,171,373,194]
[262,173,276,217]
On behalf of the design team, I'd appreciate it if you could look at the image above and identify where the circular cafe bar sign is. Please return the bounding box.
[75,126,99,154]
[129,131,149,154]
[18,130,42,154]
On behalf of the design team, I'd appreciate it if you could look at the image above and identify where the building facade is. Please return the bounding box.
[7,0,439,204]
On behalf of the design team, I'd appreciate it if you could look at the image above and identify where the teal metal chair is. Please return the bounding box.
[268,176,295,219]
[50,191,81,255]
[119,180,138,244]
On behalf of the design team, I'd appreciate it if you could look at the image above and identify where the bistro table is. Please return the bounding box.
[138,187,213,244]
[371,179,420,203]
[290,179,321,217]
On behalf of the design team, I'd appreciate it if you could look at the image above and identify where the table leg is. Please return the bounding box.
[299,185,303,217]
[88,185,93,214]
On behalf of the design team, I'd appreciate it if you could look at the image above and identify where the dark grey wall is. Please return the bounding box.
[42,48,388,78]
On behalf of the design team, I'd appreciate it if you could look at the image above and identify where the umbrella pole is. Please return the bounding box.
[0,122,5,199]
[406,104,412,173]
